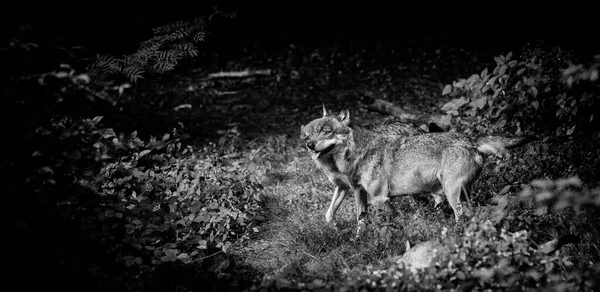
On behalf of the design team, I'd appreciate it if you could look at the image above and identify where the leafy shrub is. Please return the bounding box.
[281,220,598,292]
[68,126,262,272]
[440,44,599,136]
[266,177,600,292]
[17,112,264,287]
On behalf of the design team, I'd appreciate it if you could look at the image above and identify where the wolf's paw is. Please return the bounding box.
[325,211,335,224]
[355,219,367,239]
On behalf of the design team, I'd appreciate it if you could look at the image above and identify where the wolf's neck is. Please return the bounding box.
[340,125,377,169]
[349,125,378,150]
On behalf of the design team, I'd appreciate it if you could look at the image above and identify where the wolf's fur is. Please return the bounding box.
[300,107,533,224]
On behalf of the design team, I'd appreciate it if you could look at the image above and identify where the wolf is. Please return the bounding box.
[300,107,533,225]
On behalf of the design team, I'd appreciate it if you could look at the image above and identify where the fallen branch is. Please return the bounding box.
[206,69,272,79]
[361,98,417,120]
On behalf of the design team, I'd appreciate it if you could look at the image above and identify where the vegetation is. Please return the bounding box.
[3,8,599,292]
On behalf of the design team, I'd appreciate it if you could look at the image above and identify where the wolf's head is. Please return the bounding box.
[300,105,352,160]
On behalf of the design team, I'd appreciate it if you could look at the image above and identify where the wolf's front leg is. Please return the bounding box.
[354,187,369,237]
[326,186,349,223]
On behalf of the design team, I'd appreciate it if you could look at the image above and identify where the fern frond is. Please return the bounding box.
[193,32,206,43]
[191,17,207,30]
[140,37,164,49]
[123,65,145,82]
[158,49,185,61]
[153,20,190,35]
[91,54,122,72]
[174,42,196,54]
[153,61,176,72]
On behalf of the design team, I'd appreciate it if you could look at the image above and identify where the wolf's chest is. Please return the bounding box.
[313,155,350,186]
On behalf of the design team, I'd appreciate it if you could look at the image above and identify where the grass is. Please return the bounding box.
[226,132,469,286]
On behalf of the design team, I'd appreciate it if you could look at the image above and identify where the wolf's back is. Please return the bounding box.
[476,135,535,156]
[363,121,425,136]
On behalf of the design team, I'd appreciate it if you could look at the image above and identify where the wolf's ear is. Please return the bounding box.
[337,109,350,126]
[300,124,305,134]
[322,103,330,117]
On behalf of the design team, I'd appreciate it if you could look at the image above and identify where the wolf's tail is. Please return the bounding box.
[476,135,536,156]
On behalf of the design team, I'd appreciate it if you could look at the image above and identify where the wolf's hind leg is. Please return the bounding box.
[442,179,466,222]
[441,147,481,221]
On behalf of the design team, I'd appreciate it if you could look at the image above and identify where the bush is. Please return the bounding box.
[12,112,265,289]
[440,44,599,136]
[264,177,600,292]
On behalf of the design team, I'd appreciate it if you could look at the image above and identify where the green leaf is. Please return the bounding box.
[563,65,580,76]
[480,68,488,78]
[222,241,232,253]
[470,97,487,110]
[488,75,499,86]
[467,74,480,85]
[132,169,146,179]
[506,51,513,61]
[454,79,466,88]
[139,150,152,157]
[493,88,503,98]
[530,86,538,97]
[92,116,104,124]
[177,253,190,261]
[440,114,452,126]
[498,65,507,76]
[103,128,116,138]
[190,202,202,213]
[126,224,135,234]
[531,101,539,110]
[442,84,452,95]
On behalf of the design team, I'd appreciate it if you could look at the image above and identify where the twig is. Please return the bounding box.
[301,250,318,260]
[76,83,111,101]
[345,253,361,261]
[200,250,223,260]
[214,90,239,96]
[334,252,350,270]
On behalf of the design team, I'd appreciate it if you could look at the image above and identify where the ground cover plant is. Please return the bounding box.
[3,6,599,292]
